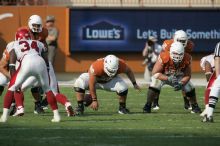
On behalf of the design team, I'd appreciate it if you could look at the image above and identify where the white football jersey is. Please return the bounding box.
[200,54,214,71]
[6,41,15,53]
[8,40,46,60]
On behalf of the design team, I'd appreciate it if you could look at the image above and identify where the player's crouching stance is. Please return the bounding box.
[73,55,141,115]
[143,42,201,113]
[202,42,220,123]
[0,28,60,122]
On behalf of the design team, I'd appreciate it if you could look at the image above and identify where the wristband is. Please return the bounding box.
[92,98,97,101]
[9,64,16,67]
[205,72,212,75]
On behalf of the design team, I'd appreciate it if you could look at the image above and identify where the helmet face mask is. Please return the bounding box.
[170,42,184,63]
[28,15,42,33]
[173,30,188,47]
[104,55,119,77]
[170,51,184,63]
[31,23,42,33]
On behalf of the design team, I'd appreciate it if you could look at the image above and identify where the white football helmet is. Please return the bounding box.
[173,30,188,47]
[170,42,184,63]
[28,15,42,33]
[104,55,119,77]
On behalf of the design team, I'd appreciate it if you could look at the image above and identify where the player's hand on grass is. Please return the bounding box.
[134,84,141,91]
[167,75,178,85]
[174,82,183,91]
[91,100,99,111]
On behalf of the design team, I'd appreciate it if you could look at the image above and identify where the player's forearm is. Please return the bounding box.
[180,76,191,85]
[89,76,98,100]
[126,67,137,84]
[89,85,97,100]
[153,72,168,81]
[214,57,220,77]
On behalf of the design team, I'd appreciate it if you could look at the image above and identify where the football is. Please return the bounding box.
[83,93,93,107]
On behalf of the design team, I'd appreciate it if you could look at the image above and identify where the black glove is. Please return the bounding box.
[174,82,183,91]
[167,75,178,85]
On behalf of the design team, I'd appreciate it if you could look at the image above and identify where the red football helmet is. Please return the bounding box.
[15,28,31,41]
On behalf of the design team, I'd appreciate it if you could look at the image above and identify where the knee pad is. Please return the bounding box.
[117,89,128,96]
[31,87,39,93]
[149,76,162,90]
[74,87,85,93]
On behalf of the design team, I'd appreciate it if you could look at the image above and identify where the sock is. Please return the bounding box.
[55,93,69,106]
[119,102,126,109]
[207,106,214,117]
[53,109,59,117]
[183,96,189,105]
[207,96,218,117]
[52,109,60,121]
[14,91,24,107]
[1,108,9,121]
[65,102,71,108]
[153,96,159,106]
[3,90,14,109]
[204,88,210,105]
[77,100,84,109]
[46,91,58,110]
[146,87,160,107]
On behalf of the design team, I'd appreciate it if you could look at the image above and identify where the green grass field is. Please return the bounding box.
[0,86,220,146]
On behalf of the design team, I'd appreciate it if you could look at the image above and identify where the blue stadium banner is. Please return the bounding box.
[70,9,220,52]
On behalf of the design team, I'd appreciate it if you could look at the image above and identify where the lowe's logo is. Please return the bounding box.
[82,21,124,40]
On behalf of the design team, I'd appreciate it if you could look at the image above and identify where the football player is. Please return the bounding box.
[0,28,60,122]
[18,15,74,116]
[200,54,215,117]
[143,42,201,113]
[152,30,194,110]
[16,15,48,113]
[73,55,141,115]
[202,42,220,122]
[0,50,10,95]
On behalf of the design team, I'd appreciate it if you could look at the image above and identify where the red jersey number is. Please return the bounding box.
[19,41,39,53]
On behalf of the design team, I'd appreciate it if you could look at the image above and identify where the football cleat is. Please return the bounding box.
[74,107,84,116]
[41,98,48,110]
[0,115,8,123]
[118,107,130,114]
[143,103,151,113]
[66,106,75,117]
[152,104,160,111]
[51,114,61,122]
[191,103,202,114]
[202,115,214,123]
[13,106,24,117]
[184,103,191,110]
[34,101,45,114]
[9,103,16,116]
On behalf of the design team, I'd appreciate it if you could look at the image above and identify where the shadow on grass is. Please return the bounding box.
[0,125,219,146]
